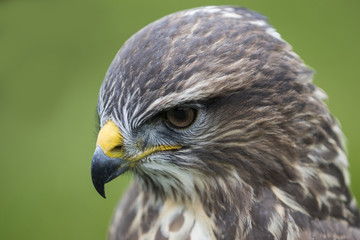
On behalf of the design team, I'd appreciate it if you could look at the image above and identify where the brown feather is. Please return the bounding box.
[94,6,360,240]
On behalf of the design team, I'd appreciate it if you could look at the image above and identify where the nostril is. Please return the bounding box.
[112,145,123,152]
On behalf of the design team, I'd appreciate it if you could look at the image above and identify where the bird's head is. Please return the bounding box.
[91,6,352,220]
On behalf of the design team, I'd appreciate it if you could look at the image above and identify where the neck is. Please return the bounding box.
[136,170,256,238]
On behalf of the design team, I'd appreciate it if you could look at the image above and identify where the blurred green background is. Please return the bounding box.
[1,0,359,239]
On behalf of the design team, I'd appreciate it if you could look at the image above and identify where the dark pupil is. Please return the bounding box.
[173,108,187,121]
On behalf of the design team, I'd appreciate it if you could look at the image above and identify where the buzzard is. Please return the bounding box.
[91,6,360,239]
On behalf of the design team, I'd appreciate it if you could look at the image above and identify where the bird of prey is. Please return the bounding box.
[91,6,360,240]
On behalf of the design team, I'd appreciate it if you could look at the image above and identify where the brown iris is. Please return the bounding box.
[164,107,197,129]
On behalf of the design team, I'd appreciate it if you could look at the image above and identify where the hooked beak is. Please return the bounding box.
[91,146,129,198]
[91,120,182,198]
[91,121,126,198]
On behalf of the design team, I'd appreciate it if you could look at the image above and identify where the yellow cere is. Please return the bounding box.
[96,121,124,158]
[97,120,181,164]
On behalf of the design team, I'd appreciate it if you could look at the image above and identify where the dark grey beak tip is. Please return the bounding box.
[91,147,128,198]
[92,180,106,198]
[91,166,107,198]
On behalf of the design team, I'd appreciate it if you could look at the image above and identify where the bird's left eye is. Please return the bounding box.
[163,107,197,129]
